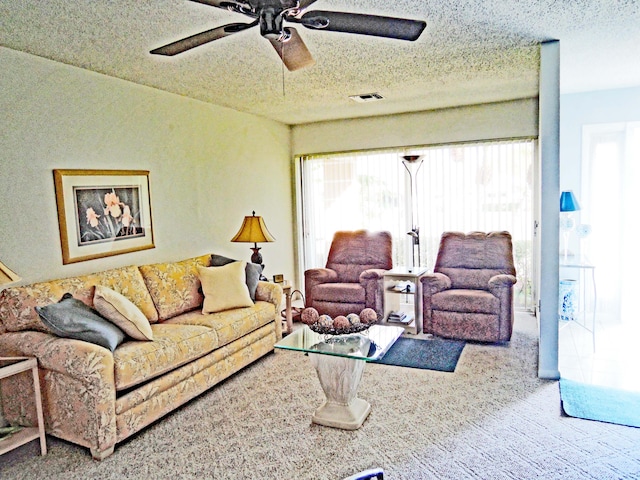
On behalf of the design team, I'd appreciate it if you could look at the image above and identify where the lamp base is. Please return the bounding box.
[250,246,267,281]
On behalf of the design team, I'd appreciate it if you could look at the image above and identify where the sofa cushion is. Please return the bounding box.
[164,301,275,348]
[138,254,211,321]
[35,293,125,352]
[94,286,153,341]
[0,265,159,333]
[313,283,366,304]
[198,263,253,314]
[432,289,500,314]
[210,254,262,301]
[112,323,218,390]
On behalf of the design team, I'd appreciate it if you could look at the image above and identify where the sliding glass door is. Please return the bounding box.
[298,139,537,310]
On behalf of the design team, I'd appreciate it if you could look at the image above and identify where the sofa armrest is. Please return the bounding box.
[420,273,452,295]
[255,281,284,339]
[304,268,338,309]
[0,330,117,456]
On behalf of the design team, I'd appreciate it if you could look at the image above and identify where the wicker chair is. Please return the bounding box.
[421,231,517,342]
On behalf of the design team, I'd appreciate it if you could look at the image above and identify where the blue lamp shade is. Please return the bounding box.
[560,191,581,212]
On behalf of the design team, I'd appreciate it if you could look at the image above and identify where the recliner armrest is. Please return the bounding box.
[488,274,517,288]
[304,268,339,309]
[305,268,338,284]
[359,268,387,282]
[421,272,452,295]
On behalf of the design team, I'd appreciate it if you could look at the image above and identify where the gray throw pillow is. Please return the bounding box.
[35,293,125,352]
[210,254,262,301]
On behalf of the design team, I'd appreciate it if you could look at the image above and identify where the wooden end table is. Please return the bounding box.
[281,283,293,334]
[0,357,47,457]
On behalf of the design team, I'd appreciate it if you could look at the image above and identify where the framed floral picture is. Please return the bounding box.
[53,169,154,264]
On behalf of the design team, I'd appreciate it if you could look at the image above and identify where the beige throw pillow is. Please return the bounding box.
[93,285,154,341]
[197,262,253,314]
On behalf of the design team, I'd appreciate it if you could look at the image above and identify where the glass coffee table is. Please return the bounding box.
[275,324,404,430]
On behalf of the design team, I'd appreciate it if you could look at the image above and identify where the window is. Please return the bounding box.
[299,139,536,310]
[582,122,640,323]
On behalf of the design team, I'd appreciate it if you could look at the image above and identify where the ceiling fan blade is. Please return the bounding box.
[268,27,315,71]
[300,10,426,41]
[150,21,256,56]
[297,0,319,11]
[188,0,248,9]
[188,0,229,6]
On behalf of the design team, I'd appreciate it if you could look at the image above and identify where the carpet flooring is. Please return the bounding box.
[560,378,640,428]
[2,313,640,479]
[372,337,465,372]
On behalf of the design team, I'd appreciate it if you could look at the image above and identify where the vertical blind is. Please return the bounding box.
[299,139,536,310]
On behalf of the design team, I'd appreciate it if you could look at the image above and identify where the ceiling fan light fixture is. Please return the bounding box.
[349,92,385,103]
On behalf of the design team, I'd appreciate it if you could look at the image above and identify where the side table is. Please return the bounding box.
[382,267,428,335]
[0,357,47,457]
[559,256,597,351]
[282,284,293,334]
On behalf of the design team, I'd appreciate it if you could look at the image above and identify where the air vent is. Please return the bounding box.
[348,92,385,103]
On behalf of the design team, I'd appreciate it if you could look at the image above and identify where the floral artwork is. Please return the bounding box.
[54,170,154,264]
[75,187,145,245]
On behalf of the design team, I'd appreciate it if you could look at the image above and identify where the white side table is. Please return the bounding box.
[382,267,428,335]
[560,256,597,351]
[0,357,47,457]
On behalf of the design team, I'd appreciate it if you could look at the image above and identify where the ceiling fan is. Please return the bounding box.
[151,0,427,71]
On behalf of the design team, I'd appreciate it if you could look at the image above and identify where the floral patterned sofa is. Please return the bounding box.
[0,254,282,460]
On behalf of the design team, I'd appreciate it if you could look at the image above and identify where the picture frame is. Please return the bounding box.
[272,274,284,284]
[53,169,154,264]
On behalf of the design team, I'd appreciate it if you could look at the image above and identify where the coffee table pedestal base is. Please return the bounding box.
[309,353,371,430]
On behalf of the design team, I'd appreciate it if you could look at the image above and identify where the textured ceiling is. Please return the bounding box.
[2,1,640,125]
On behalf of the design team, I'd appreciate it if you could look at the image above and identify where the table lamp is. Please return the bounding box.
[231,211,275,279]
[0,260,21,288]
[560,190,580,259]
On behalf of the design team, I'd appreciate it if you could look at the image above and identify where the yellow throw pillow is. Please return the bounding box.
[197,262,253,314]
[93,285,154,341]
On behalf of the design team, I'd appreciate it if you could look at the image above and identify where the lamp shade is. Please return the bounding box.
[0,260,21,286]
[560,190,580,212]
[231,211,275,244]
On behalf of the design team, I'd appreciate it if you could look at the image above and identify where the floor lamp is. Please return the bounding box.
[402,155,424,270]
[560,190,580,260]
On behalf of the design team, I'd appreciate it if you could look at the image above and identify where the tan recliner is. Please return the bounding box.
[304,230,393,319]
[421,231,517,342]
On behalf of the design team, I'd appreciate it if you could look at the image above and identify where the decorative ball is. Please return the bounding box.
[359,308,378,324]
[347,313,361,325]
[333,315,350,329]
[318,314,334,327]
[301,307,319,325]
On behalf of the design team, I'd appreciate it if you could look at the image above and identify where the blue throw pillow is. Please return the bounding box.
[210,254,262,301]
[35,293,125,352]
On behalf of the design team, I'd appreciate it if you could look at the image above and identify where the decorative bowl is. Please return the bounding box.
[308,322,373,336]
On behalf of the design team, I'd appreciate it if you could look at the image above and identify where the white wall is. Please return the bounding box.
[291,97,539,155]
[0,48,295,285]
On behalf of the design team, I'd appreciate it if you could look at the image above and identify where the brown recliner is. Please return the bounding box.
[421,231,517,342]
[304,230,393,319]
